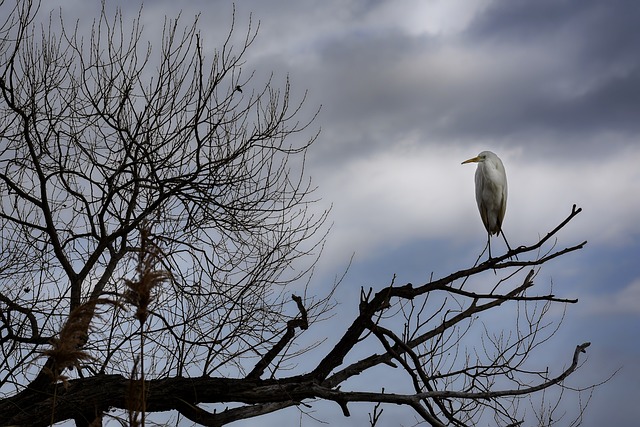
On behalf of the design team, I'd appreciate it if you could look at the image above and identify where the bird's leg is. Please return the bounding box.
[487,234,498,274]
[500,230,519,260]
[473,242,488,268]
[475,235,496,274]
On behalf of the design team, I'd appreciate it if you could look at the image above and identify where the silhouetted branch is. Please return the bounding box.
[247,294,309,379]
[0,340,590,426]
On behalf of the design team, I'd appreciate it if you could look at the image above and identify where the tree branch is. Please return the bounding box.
[2,341,589,427]
[247,294,309,379]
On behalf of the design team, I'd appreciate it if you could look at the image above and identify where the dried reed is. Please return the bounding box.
[123,226,170,427]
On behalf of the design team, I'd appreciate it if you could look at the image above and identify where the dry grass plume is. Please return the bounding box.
[42,298,120,387]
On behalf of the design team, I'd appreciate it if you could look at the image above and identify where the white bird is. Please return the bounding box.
[462,151,514,259]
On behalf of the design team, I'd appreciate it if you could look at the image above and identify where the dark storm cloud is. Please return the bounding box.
[467,0,640,64]
[255,28,450,163]
[466,0,593,41]
[453,0,640,139]
[48,0,640,154]
[312,31,441,127]
[535,66,640,131]
[424,62,640,143]
[252,0,640,168]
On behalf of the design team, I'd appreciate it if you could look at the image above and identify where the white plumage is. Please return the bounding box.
[462,151,513,259]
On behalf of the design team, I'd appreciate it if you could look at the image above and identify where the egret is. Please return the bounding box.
[462,151,515,260]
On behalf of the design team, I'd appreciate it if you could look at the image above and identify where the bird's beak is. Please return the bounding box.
[461,156,480,165]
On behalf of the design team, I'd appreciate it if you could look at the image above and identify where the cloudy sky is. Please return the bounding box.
[42,0,640,425]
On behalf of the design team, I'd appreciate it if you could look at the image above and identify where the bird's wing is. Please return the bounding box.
[498,188,507,231]
[497,167,507,231]
[474,169,492,233]
[479,203,492,234]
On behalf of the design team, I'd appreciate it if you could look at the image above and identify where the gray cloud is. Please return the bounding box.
[450,0,640,139]
[270,0,640,163]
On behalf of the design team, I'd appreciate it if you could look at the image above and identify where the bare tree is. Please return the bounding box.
[0,2,597,426]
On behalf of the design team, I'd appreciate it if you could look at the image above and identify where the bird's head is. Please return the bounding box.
[461,151,496,165]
